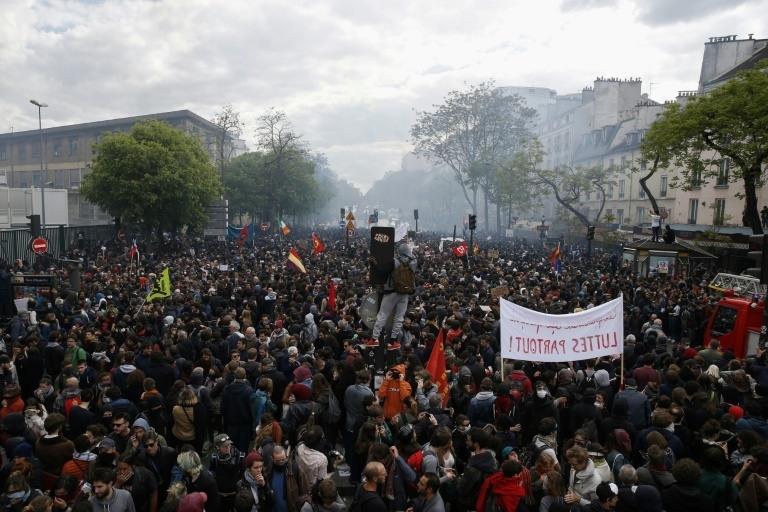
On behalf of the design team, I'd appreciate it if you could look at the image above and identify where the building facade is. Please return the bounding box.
[539,34,768,233]
[0,110,233,226]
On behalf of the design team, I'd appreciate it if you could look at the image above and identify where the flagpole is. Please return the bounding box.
[133,295,148,319]
[500,357,505,381]
[620,352,625,390]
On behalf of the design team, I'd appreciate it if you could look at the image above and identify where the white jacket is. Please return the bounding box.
[569,459,602,506]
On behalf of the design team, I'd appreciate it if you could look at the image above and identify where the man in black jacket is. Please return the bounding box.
[454,429,498,512]
[220,367,254,452]
[209,434,244,512]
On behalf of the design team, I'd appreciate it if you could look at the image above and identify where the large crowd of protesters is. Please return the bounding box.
[0,228,766,512]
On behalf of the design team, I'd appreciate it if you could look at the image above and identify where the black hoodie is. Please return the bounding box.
[456,450,498,512]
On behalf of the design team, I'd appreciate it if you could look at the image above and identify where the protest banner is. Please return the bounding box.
[500,296,623,362]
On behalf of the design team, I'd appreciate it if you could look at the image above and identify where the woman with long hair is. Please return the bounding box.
[171,387,205,453]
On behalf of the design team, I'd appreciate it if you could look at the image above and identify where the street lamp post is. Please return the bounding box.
[30,99,48,229]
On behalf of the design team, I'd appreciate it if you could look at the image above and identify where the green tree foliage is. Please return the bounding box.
[411,81,536,220]
[642,61,768,233]
[222,150,329,224]
[81,120,221,234]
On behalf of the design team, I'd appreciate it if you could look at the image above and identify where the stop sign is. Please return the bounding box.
[31,237,48,255]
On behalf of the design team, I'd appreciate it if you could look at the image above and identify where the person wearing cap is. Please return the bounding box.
[590,481,619,511]
[208,434,244,512]
[220,367,254,453]
[279,383,315,445]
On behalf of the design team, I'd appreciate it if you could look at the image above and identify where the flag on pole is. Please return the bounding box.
[426,329,449,406]
[452,241,468,258]
[128,239,139,259]
[280,220,291,236]
[146,268,172,303]
[549,242,563,273]
[287,248,307,274]
[311,233,326,255]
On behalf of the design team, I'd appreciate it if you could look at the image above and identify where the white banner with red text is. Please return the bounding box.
[500,296,624,362]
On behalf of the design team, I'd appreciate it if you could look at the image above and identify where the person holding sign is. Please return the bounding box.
[369,243,418,348]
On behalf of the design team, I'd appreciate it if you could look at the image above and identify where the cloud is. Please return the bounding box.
[0,0,765,193]
[634,0,756,25]
[560,0,617,11]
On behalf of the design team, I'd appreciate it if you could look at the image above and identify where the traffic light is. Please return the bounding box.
[745,234,768,284]
[468,214,477,230]
[413,209,419,220]
[587,225,595,240]
[27,214,41,237]
[340,208,346,219]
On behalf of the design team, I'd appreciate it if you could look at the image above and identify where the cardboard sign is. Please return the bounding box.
[500,296,624,362]
[491,286,510,299]
[488,249,500,259]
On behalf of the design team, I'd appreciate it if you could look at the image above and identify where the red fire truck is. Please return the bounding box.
[704,274,764,358]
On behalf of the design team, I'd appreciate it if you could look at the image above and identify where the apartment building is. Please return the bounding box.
[0,110,234,226]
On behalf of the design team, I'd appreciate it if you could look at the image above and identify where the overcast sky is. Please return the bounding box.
[2,0,766,191]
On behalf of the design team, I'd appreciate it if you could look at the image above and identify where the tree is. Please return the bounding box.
[642,61,768,233]
[496,142,544,229]
[534,163,617,228]
[411,82,536,222]
[81,120,221,235]
[211,104,244,174]
[255,109,306,224]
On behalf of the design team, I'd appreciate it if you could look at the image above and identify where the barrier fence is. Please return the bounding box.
[0,224,114,264]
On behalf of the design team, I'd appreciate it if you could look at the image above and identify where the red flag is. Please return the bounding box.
[426,329,449,406]
[312,232,326,255]
[452,242,468,258]
[328,280,337,312]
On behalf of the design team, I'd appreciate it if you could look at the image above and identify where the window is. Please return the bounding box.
[636,207,646,224]
[53,140,62,158]
[716,158,730,186]
[640,159,647,170]
[18,144,26,161]
[0,144,6,161]
[616,209,624,224]
[621,156,628,169]
[586,191,591,201]
[70,169,82,187]
[711,306,738,336]
[607,184,613,199]
[690,169,702,188]
[609,158,615,169]
[714,198,726,226]
[619,180,626,199]
[69,137,79,156]
[660,176,668,198]
[31,142,40,158]
[688,199,699,224]
[639,187,646,199]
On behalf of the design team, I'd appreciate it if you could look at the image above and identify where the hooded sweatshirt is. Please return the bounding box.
[89,487,136,512]
[467,391,496,427]
[475,471,526,512]
[377,364,412,419]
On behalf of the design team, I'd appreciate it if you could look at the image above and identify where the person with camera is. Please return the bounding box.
[378,365,412,420]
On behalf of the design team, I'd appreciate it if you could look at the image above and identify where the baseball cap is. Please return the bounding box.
[214,434,232,446]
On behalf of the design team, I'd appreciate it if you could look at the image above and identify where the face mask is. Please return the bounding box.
[594,402,604,409]
[7,490,28,501]
[536,390,547,399]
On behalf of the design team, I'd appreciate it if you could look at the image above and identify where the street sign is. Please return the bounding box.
[346,220,356,231]
[31,237,48,255]
[346,228,355,238]
[11,274,56,287]
[346,212,355,221]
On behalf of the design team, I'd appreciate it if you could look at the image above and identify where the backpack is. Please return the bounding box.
[296,402,317,442]
[322,393,342,425]
[392,258,416,294]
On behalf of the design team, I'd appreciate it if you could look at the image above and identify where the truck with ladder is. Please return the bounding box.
[704,273,765,358]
